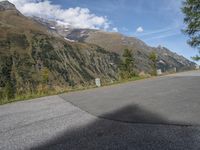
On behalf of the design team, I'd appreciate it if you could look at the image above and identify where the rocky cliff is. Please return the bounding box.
[0,1,196,99]
[32,13,196,73]
[64,29,196,72]
[0,1,120,96]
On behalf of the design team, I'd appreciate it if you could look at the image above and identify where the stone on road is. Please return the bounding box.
[0,71,200,150]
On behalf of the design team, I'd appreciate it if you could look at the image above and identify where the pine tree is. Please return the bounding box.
[120,49,135,79]
[182,0,200,60]
[149,52,157,76]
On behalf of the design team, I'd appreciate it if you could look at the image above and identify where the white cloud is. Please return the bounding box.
[136,26,144,33]
[8,0,110,30]
[112,27,118,32]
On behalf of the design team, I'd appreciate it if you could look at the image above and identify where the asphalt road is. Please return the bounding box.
[1,70,200,150]
[60,70,200,125]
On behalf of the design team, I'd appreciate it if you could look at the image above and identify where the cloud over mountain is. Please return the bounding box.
[8,0,110,29]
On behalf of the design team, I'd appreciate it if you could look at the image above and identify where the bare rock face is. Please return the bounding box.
[0,1,16,11]
[154,46,195,72]
[64,29,196,72]
[0,1,196,97]
[0,1,120,95]
[32,17,196,72]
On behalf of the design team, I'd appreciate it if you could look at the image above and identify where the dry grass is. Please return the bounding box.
[0,76,149,105]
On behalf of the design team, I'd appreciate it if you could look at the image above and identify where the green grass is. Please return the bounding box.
[0,76,149,105]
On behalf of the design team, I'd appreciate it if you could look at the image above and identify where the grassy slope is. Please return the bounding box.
[67,29,196,72]
[0,8,120,104]
[0,76,147,105]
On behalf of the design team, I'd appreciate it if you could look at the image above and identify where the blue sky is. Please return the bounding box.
[51,0,198,62]
[9,0,199,62]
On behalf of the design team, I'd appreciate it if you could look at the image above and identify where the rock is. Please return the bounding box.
[0,1,16,11]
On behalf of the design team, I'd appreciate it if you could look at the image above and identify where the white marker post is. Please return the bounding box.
[95,78,101,87]
[157,69,162,75]
[174,67,177,73]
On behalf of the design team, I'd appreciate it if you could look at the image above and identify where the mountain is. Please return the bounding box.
[33,17,195,72]
[0,0,15,11]
[64,29,196,72]
[0,1,196,100]
[0,1,120,97]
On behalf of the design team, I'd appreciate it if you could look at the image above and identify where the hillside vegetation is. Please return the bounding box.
[0,1,120,103]
[64,29,196,72]
[0,1,196,104]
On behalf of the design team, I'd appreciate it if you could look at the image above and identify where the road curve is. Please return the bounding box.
[61,70,200,125]
[0,70,200,150]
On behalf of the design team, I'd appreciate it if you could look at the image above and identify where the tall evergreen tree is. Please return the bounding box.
[182,0,200,60]
[120,49,135,79]
[149,52,157,76]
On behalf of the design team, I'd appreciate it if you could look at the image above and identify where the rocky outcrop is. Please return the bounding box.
[0,1,196,96]
[154,46,195,72]
[0,1,120,94]
[64,29,196,72]
[0,0,16,11]
[31,13,196,73]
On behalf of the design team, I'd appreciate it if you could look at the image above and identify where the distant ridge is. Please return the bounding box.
[31,17,195,72]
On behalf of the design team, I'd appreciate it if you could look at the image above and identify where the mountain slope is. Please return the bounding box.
[0,1,120,97]
[64,29,196,72]
[31,15,196,72]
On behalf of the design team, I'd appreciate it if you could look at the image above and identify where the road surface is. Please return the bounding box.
[1,71,200,150]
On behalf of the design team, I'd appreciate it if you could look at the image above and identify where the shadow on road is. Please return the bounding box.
[31,105,200,150]
[99,105,169,125]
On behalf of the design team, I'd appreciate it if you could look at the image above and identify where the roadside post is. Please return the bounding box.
[174,67,177,73]
[157,69,162,75]
[95,78,101,87]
